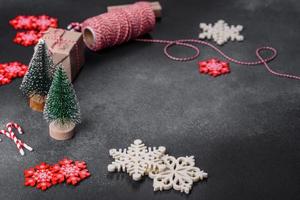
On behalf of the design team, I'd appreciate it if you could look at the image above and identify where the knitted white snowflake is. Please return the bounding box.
[149,155,208,194]
[107,139,166,181]
[199,19,244,45]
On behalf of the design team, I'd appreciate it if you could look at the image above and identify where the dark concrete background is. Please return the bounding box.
[0,0,299,199]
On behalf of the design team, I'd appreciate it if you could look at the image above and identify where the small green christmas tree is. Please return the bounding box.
[20,39,54,97]
[44,64,81,126]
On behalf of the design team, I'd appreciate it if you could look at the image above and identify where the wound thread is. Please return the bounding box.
[80,1,155,51]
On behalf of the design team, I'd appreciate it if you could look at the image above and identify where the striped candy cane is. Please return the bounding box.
[0,122,33,156]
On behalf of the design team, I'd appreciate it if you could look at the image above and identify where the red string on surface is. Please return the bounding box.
[136,38,300,80]
[67,1,300,80]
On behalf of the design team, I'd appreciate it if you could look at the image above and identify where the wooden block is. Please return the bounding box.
[107,1,162,18]
[49,121,75,140]
[29,95,46,112]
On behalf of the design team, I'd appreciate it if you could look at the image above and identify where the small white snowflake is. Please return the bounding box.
[107,139,167,181]
[199,19,244,45]
[149,155,208,194]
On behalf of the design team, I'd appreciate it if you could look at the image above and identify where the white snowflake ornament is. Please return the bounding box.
[149,155,208,194]
[199,19,244,45]
[107,139,167,181]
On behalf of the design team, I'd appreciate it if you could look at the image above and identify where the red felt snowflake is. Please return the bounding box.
[0,73,11,85]
[0,62,28,79]
[51,158,91,185]
[13,31,42,46]
[198,58,230,77]
[35,15,58,30]
[24,162,54,191]
[9,15,37,30]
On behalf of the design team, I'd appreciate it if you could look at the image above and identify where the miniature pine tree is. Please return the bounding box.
[44,64,81,126]
[20,39,54,97]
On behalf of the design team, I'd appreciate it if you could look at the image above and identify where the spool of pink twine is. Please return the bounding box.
[77,1,155,51]
[67,1,300,80]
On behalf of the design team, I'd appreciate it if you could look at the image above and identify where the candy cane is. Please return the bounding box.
[0,122,33,156]
[7,122,23,134]
[7,122,33,154]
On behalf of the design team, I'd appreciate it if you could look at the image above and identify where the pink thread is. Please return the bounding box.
[135,38,300,80]
[68,1,300,80]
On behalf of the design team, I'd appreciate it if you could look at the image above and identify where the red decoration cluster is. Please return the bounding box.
[51,158,91,185]
[198,58,230,77]
[10,15,58,46]
[0,62,28,85]
[24,163,53,191]
[13,31,43,47]
[24,158,91,191]
[10,15,58,30]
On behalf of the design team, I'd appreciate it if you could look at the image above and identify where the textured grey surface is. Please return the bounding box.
[0,0,299,199]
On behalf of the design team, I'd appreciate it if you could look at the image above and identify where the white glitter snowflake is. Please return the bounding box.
[149,155,208,194]
[199,19,244,45]
[107,139,167,181]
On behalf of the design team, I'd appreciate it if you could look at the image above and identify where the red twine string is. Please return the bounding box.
[136,38,300,80]
[67,1,300,80]
[69,1,155,51]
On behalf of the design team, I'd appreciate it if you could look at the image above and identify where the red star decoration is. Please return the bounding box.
[51,158,91,185]
[9,15,37,30]
[35,15,58,30]
[13,31,42,46]
[24,163,54,191]
[198,58,230,77]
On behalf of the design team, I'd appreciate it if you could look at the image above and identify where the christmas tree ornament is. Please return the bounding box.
[9,15,37,30]
[198,58,230,77]
[24,162,54,190]
[20,39,54,112]
[199,20,244,45]
[51,158,91,185]
[43,65,81,140]
[35,15,58,30]
[149,155,208,194]
[0,122,33,156]
[42,28,85,81]
[13,31,43,46]
[108,139,166,181]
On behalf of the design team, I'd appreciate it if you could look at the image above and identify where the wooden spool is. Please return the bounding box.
[29,95,46,112]
[49,121,75,140]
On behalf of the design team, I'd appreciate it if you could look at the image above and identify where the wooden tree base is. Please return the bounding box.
[29,95,46,112]
[49,121,75,140]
